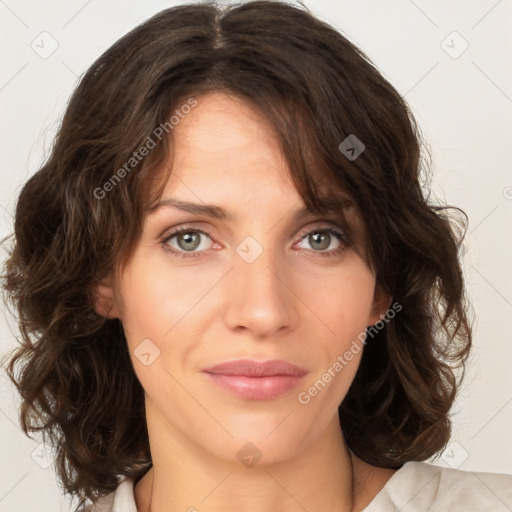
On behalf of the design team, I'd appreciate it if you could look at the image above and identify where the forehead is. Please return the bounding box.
[146,91,360,227]
[165,91,342,191]
[172,91,287,174]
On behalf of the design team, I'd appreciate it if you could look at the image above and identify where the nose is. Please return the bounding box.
[223,244,297,338]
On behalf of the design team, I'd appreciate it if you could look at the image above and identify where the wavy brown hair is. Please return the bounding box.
[1,1,472,510]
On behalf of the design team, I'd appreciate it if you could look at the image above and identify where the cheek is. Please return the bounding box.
[115,257,208,388]
[116,268,182,399]
[117,276,165,344]
[304,262,376,341]
[117,258,196,344]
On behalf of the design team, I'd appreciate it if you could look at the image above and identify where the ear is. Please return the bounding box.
[91,274,121,319]
[368,286,392,327]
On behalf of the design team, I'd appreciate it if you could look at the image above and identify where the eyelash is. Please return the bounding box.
[160,224,349,259]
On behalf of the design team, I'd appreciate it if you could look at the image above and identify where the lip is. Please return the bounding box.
[202,359,307,400]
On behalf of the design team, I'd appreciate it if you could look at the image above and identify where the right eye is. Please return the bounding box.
[160,227,217,258]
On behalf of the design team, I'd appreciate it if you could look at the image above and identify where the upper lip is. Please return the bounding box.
[202,359,307,377]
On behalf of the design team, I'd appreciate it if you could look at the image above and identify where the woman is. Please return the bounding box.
[2,1,511,511]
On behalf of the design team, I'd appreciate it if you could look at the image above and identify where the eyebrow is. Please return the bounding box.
[146,196,354,222]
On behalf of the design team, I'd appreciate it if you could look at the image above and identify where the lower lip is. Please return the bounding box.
[203,373,306,400]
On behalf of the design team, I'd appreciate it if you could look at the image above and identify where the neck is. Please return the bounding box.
[138,409,356,512]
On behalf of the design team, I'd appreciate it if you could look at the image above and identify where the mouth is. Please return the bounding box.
[201,359,307,400]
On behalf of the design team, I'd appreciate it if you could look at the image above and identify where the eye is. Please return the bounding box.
[160,224,349,258]
[294,227,348,257]
[161,227,215,257]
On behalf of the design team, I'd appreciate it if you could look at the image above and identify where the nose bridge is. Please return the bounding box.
[237,240,282,292]
[223,235,295,335]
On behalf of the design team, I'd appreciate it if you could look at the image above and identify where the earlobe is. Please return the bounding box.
[91,276,121,319]
[368,287,392,327]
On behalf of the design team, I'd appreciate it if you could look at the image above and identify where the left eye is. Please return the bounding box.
[160,226,348,258]
[296,228,344,252]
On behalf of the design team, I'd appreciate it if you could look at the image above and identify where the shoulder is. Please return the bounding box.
[80,476,137,512]
[363,461,512,511]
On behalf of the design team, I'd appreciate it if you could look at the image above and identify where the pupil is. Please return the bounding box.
[179,232,200,250]
[310,232,329,250]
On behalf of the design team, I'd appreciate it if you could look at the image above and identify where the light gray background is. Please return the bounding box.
[1,1,511,510]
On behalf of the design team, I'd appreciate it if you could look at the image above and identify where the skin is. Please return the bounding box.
[94,91,398,511]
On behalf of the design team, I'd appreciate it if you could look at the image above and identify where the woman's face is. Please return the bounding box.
[96,91,390,465]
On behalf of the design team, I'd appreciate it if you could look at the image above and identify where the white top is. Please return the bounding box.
[84,461,512,511]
